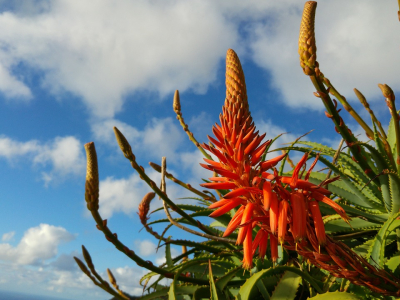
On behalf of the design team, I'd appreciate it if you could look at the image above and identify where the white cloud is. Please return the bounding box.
[0,135,85,185]
[0,0,237,118]
[134,240,157,257]
[0,1,396,118]
[0,224,75,265]
[91,117,185,163]
[1,231,15,242]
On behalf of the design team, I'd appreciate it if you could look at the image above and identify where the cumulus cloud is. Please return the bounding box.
[0,135,85,184]
[0,224,75,265]
[91,117,184,162]
[0,1,396,119]
[0,0,237,117]
[99,167,187,218]
[1,231,15,242]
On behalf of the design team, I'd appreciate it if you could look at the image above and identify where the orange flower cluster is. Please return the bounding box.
[200,49,400,296]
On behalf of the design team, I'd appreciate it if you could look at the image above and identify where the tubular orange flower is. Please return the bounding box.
[262,181,273,211]
[311,191,350,223]
[278,199,289,245]
[269,192,279,235]
[290,152,308,189]
[269,233,278,263]
[242,224,253,269]
[291,192,307,244]
[236,203,254,245]
[252,229,268,259]
[209,198,244,218]
[223,206,244,237]
[309,200,326,246]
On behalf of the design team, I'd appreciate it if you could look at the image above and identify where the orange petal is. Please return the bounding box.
[269,193,279,235]
[207,135,223,149]
[260,153,286,171]
[203,158,223,168]
[244,132,266,155]
[269,233,278,262]
[262,181,273,211]
[242,225,253,269]
[209,198,243,217]
[236,203,254,245]
[312,192,350,223]
[309,200,326,246]
[223,206,244,237]
[200,182,236,189]
[278,199,289,244]
[212,168,240,180]
[291,192,307,243]
[290,152,309,188]
[250,141,269,165]
[280,177,331,195]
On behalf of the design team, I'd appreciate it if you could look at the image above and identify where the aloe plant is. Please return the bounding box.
[74,1,400,299]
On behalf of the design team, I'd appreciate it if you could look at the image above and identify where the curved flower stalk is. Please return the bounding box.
[202,49,400,296]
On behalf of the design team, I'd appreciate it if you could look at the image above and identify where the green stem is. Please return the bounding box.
[322,76,374,139]
[90,209,209,285]
[149,161,215,201]
[310,75,377,182]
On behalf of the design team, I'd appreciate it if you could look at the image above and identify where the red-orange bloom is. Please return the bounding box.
[309,200,326,246]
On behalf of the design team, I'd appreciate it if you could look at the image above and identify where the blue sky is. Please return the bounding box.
[0,1,398,299]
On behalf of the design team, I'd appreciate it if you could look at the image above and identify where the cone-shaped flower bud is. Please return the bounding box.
[378,84,395,101]
[113,127,134,159]
[173,90,181,114]
[138,192,155,225]
[84,142,99,211]
[298,1,318,75]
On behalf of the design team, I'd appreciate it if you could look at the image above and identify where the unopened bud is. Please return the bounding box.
[173,90,181,113]
[378,84,395,101]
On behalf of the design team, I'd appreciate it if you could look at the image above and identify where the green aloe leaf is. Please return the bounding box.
[368,212,400,267]
[215,267,241,291]
[270,271,301,300]
[209,260,219,300]
[235,266,323,300]
[307,172,382,210]
[140,285,199,300]
[387,110,399,164]
[385,252,400,277]
[308,291,362,299]
[324,218,381,234]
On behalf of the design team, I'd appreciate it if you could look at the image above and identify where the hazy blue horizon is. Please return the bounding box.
[0,290,72,300]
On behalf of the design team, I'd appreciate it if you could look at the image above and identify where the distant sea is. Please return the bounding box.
[0,290,70,300]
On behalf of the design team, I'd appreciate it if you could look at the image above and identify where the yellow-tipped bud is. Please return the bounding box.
[354,88,368,108]
[113,127,134,160]
[107,268,116,286]
[226,49,249,113]
[173,90,181,114]
[378,84,395,101]
[84,142,99,211]
[299,1,318,75]
[81,245,94,270]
